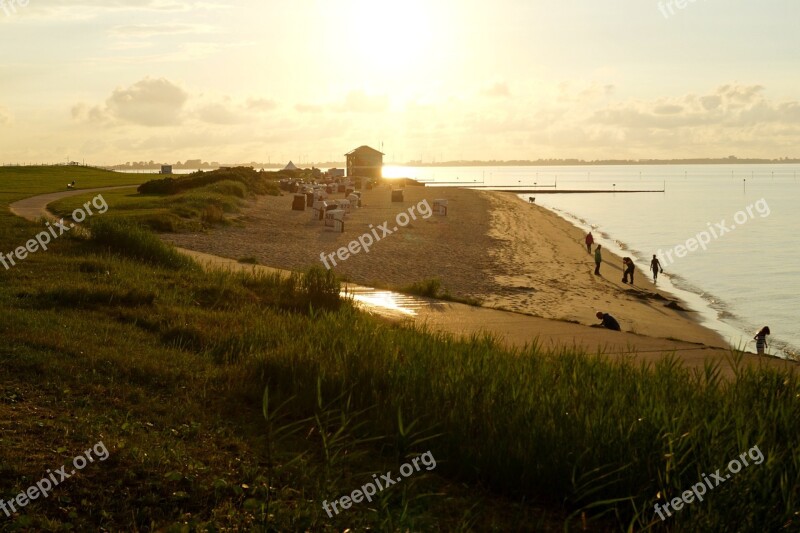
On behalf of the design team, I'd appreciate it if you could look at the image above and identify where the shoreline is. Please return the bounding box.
[8,183,794,372]
[161,186,737,354]
[481,191,729,349]
[525,195,795,359]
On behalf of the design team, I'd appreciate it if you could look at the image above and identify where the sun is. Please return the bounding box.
[336,0,435,74]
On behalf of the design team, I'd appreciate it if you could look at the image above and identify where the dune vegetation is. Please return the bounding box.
[1,166,798,531]
[49,167,283,233]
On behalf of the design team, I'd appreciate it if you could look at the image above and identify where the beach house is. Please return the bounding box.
[345,145,384,179]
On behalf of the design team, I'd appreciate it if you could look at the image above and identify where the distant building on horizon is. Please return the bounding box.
[284,161,299,171]
[160,165,173,174]
[327,167,345,178]
[345,146,384,179]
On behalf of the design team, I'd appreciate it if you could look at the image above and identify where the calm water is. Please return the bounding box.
[384,164,800,357]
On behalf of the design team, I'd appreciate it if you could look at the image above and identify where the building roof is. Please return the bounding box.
[284,161,299,170]
[345,145,385,157]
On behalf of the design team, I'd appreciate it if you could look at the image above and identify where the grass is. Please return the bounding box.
[48,168,284,233]
[400,277,483,306]
[1,166,798,531]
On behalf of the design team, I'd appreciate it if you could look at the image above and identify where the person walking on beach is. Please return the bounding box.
[595,311,621,331]
[650,255,663,283]
[754,326,770,355]
[594,245,602,275]
[585,231,594,254]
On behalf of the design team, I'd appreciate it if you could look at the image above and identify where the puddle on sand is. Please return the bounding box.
[342,286,432,318]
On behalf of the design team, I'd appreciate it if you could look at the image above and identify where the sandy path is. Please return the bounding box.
[9,186,136,221]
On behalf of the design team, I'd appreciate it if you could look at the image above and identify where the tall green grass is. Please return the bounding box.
[89,218,198,270]
[231,315,800,532]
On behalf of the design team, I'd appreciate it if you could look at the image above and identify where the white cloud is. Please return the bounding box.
[72,77,188,126]
[194,100,250,125]
[72,79,279,129]
[109,22,217,38]
[480,82,511,98]
[246,98,277,112]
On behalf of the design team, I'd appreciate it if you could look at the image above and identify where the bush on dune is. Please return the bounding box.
[137,167,281,196]
[90,218,197,270]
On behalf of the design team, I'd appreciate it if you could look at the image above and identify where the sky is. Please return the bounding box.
[0,0,799,165]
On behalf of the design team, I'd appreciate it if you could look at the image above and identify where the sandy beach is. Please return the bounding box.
[10,182,795,376]
[161,184,734,349]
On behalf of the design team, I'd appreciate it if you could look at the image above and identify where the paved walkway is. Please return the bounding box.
[9,188,798,379]
[9,186,136,221]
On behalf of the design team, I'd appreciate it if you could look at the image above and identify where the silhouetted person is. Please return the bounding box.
[754,326,770,355]
[585,231,594,254]
[650,255,663,283]
[622,257,635,284]
[596,311,621,331]
[594,245,602,275]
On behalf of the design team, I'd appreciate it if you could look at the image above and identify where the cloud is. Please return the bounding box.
[195,101,248,125]
[246,98,277,112]
[558,81,616,104]
[72,77,188,126]
[405,82,800,160]
[106,77,188,126]
[590,84,796,130]
[700,95,722,110]
[73,79,279,129]
[293,91,389,115]
[71,103,108,124]
[109,23,216,38]
[295,103,324,113]
[481,82,511,98]
[24,0,223,20]
[338,90,388,113]
[653,104,683,115]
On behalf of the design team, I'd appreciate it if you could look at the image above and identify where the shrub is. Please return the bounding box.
[137,167,281,196]
[201,180,248,198]
[90,218,197,270]
[402,278,442,298]
[298,266,341,311]
[201,205,227,225]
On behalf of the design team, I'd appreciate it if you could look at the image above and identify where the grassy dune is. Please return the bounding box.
[1,166,798,531]
[49,167,282,232]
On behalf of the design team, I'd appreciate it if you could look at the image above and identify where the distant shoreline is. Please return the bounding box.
[4,159,800,171]
[398,158,800,167]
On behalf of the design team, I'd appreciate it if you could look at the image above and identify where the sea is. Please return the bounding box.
[382,164,800,358]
